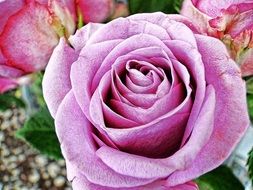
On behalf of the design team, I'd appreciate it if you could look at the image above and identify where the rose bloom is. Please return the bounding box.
[0,0,117,93]
[181,0,253,76]
[43,12,249,189]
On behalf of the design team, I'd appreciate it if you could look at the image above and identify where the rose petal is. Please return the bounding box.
[0,0,25,33]
[71,39,123,120]
[0,77,17,93]
[181,0,212,34]
[69,23,103,51]
[0,65,23,78]
[42,38,78,118]
[240,48,253,76]
[129,12,198,48]
[55,90,156,188]
[166,35,249,186]
[0,1,59,72]
[96,85,214,179]
[78,0,115,23]
[165,40,206,146]
[87,16,171,45]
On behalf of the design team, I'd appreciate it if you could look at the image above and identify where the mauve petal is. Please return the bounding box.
[91,34,174,93]
[0,0,25,33]
[96,71,139,129]
[0,1,58,72]
[87,16,171,45]
[170,182,199,190]
[55,90,156,188]
[91,70,192,158]
[0,77,17,93]
[165,40,206,146]
[0,65,24,78]
[96,85,213,179]
[78,0,115,23]
[71,39,123,119]
[109,83,187,124]
[166,35,249,186]
[72,170,198,190]
[69,23,103,51]
[42,38,78,118]
[129,12,198,48]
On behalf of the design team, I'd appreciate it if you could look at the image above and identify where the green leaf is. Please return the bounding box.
[16,107,63,160]
[29,72,46,107]
[196,165,244,190]
[247,94,253,123]
[247,147,253,184]
[246,77,253,95]
[0,93,26,111]
[129,0,183,14]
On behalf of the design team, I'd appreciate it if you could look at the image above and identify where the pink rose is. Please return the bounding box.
[43,12,249,189]
[181,0,253,76]
[0,0,118,93]
[0,0,75,93]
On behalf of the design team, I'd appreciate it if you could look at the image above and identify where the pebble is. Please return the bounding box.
[35,155,48,167]
[0,108,70,189]
[48,163,60,178]
[54,176,65,187]
[0,131,4,141]
[28,171,40,183]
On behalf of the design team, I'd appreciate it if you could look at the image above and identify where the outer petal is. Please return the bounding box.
[166,35,249,186]
[0,2,59,73]
[181,0,212,34]
[0,0,25,33]
[49,0,77,37]
[55,91,156,188]
[194,0,251,17]
[0,65,24,78]
[78,0,115,23]
[240,48,253,76]
[0,77,17,93]
[68,23,103,51]
[42,38,78,118]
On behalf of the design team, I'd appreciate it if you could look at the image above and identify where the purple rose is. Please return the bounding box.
[43,12,249,189]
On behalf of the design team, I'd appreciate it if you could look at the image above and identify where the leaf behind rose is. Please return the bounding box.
[0,92,26,111]
[247,148,253,184]
[15,107,63,160]
[196,165,244,190]
[129,0,183,14]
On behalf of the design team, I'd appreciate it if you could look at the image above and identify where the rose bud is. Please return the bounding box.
[43,12,249,189]
[0,0,75,93]
[181,0,253,76]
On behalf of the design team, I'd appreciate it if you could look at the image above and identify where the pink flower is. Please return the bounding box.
[0,0,76,93]
[181,0,253,76]
[0,0,118,93]
[43,12,249,190]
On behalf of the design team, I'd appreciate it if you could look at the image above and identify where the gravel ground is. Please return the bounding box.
[0,109,71,190]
